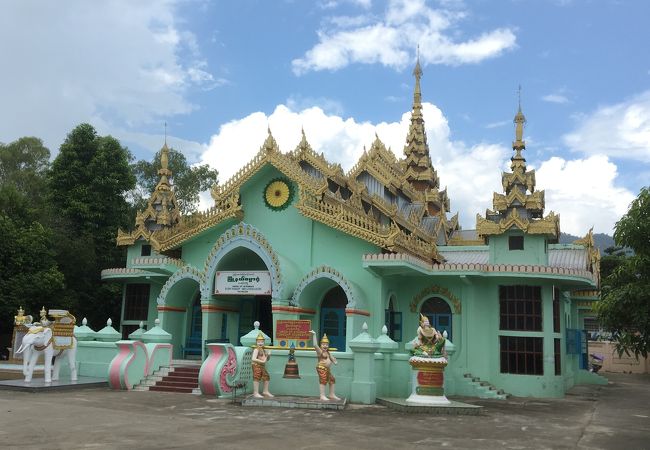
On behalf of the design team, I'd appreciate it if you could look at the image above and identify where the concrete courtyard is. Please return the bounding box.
[0,372,648,449]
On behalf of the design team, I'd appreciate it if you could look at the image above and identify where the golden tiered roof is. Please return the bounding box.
[117,142,181,246]
[399,57,450,216]
[117,62,458,263]
[476,102,559,239]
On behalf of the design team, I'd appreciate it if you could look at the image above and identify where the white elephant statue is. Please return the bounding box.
[15,326,78,383]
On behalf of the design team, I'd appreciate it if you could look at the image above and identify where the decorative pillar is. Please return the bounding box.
[240,321,271,347]
[376,325,398,397]
[128,321,146,341]
[348,322,380,404]
[95,318,122,342]
[141,318,172,345]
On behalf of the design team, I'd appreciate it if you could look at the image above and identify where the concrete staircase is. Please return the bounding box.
[456,373,510,400]
[134,360,201,394]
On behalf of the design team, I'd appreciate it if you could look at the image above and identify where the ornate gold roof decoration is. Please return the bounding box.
[573,228,601,287]
[476,209,559,236]
[117,142,181,247]
[116,63,462,262]
[397,57,452,221]
[476,99,559,240]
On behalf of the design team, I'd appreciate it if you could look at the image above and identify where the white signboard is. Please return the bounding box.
[215,271,272,295]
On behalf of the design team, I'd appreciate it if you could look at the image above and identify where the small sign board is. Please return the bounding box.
[275,320,311,349]
[214,271,272,295]
[276,320,311,340]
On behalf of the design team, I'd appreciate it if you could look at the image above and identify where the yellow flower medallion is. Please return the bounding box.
[264,178,293,210]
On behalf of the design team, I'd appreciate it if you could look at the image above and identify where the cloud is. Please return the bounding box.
[536,156,635,235]
[563,91,650,163]
[0,0,218,153]
[542,94,569,104]
[485,120,511,129]
[292,0,517,74]
[200,100,632,235]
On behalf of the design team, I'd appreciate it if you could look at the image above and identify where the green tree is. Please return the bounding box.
[0,137,51,224]
[598,187,650,358]
[0,215,67,328]
[0,137,67,335]
[600,246,627,281]
[48,124,136,328]
[131,146,218,214]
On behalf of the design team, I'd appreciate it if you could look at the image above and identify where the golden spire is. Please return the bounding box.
[403,52,429,164]
[475,89,558,240]
[513,85,526,155]
[413,46,423,114]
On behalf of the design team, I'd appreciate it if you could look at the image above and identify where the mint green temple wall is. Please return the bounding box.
[380,272,576,398]
[489,232,549,266]
[235,166,379,285]
[159,165,382,351]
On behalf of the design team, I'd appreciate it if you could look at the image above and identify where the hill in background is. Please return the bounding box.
[559,232,615,255]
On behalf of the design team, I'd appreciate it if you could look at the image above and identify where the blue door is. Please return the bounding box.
[185,300,202,357]
[321,308,346,351]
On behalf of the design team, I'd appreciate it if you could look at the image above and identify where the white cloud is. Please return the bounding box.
[542,94,569,104]
[564,91,650,163]
[0,0,218,153]
[485,120,510,129]
[536,156,635,235]
[292,0,516,74]
[200,101,634,236]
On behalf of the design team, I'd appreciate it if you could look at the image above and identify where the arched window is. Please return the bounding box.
[420,297,452,340]
[320,286,347,350]
[384,294,402,341]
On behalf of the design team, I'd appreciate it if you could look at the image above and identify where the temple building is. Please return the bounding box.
[103,60,601,398]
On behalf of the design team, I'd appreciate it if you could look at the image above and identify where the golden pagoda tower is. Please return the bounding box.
[476,94,559,240]
[116,141,181,247]
[401,55,450,217]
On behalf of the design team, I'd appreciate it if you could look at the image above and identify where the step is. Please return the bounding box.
[149,386,195,394]
[164,373,199,382]
[171,368,200,375]
[171,359,203,366]
[156,380,199,389]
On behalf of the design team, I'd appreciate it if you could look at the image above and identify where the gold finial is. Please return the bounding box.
[164,121,167,146]
[413,47,423,94]
[40,306,47,321]
[513,85,526,151]
[160,142,169,173]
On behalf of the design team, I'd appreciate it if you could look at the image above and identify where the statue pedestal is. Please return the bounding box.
[406,356,450,405]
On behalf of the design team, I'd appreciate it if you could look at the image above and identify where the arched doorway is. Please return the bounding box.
[185,293,202,359]
[214,246,273,344]
[320,286,347,350]
[420,297,452,340]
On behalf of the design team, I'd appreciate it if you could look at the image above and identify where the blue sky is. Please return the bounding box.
[1,0,648,236]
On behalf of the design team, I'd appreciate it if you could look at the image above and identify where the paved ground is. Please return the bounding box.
[0,372,648,449]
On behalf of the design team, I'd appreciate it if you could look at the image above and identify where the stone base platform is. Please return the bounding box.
[0,376,107,392]
[0,362,44,381]
[376,397,482,415]
[241,395,347,410]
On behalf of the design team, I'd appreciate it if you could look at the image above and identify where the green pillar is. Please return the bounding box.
[376,325,398,397]
[348,322,380,404]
